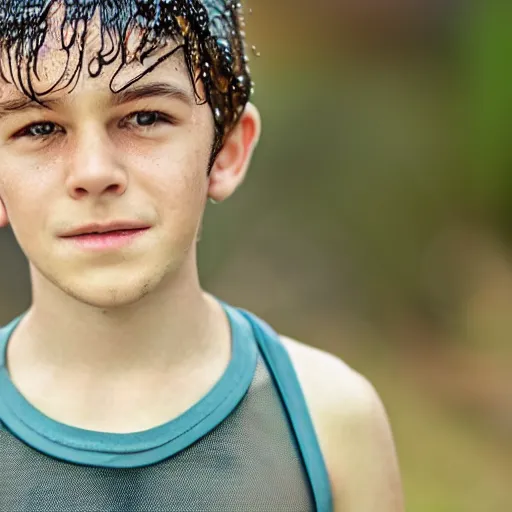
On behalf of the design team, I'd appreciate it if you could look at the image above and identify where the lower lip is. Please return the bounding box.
[62,228,150,251]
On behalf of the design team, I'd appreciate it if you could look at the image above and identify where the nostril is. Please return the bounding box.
[69,181,125,198]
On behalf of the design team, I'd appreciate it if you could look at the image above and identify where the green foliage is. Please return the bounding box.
[465,2,512,231]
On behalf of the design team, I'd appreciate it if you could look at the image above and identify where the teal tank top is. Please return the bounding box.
[0,303,332,511]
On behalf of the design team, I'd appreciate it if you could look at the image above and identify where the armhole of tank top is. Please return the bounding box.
[236,309,333,512]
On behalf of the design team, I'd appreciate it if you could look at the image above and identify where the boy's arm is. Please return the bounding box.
[281,336,405,512]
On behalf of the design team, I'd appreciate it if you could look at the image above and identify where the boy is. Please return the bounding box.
[0,1,403,510]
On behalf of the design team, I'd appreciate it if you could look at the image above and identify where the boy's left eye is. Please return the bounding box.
[124,111,170,127]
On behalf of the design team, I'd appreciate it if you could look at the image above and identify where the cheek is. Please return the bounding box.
[0,160,56,236]
[127,143,209,225]
[126,128,211,201]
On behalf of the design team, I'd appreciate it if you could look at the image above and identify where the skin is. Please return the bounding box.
[283,337,405,511]
[0,9,404,512]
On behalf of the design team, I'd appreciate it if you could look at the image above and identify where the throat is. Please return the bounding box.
[5,296,233,433]
[9,342,232,434]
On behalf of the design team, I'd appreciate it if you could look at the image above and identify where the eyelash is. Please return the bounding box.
[15,110,174,140]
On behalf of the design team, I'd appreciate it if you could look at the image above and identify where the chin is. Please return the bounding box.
[67,283,155,309]
[60,274,161,309]
[37,262,174,310]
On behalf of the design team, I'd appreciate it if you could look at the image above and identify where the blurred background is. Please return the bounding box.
[1,0,512,510]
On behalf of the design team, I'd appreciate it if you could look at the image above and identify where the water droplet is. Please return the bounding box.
[217,38,230,49]
[213,107,224,124]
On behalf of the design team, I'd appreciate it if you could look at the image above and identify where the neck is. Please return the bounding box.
[8,258,229,377]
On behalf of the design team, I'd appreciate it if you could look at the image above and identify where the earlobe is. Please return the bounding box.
[0,197,9,228]
[208,103,261,203]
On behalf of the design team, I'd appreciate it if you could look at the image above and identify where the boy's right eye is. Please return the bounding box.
[17,121,60,139]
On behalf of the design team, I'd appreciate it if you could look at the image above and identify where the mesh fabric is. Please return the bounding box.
[0,357,314,511]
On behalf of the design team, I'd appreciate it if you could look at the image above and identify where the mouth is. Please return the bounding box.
[70,228,147,237]
[60,226,151,251]
[60,222,151,238]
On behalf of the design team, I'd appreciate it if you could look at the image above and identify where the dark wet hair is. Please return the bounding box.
[0,0,253,163]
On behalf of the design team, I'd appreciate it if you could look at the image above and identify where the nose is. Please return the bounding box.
[65,125,128,200]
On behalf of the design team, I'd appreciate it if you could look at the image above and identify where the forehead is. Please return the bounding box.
[0,2,193,103]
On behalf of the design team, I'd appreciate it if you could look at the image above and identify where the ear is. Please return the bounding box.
[208,102,261,203]
[0,197,8,228]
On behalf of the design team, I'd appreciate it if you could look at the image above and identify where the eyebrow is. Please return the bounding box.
[0,82,194,120]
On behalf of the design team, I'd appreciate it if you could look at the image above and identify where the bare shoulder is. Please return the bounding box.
[280,336,404,512]
[280,336,377,416]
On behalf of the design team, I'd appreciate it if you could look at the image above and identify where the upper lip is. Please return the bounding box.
[60,221,151,237]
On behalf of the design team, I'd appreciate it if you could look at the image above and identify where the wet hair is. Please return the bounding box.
[0,0,253,163]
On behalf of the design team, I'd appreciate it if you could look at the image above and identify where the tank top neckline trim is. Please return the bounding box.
[0,302,258,468]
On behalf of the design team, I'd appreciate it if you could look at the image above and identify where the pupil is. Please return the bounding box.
[137,112,157,126]
[32,123,54,136]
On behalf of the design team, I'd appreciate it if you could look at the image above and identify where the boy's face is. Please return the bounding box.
[0,12,246,309]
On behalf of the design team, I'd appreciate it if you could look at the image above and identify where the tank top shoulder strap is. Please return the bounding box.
[236,308,333,512]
